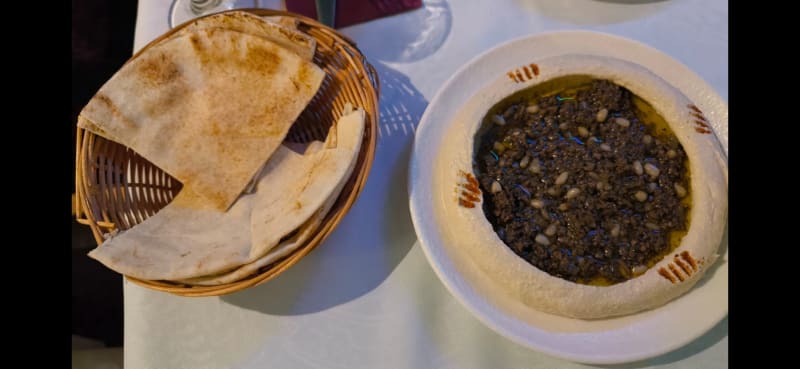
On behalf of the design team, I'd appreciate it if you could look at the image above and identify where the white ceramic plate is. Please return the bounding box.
[408,30,728,364]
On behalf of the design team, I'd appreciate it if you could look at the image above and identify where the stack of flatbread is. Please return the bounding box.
[77,11,365,286]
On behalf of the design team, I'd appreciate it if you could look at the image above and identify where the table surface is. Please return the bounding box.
[127,1,728,368]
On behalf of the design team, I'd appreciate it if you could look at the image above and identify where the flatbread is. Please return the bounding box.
[86,144,320,281]
[172,11,317,61]
[78,28,325,211]
[248,108,365,259]
[261,15,301,30]
[87,108,365,281]
[178,108,365,286]
[435,54,728,319]
[175,204,327,286]
[170,11,319,196]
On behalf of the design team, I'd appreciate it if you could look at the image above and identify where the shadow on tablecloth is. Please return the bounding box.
[222,61,429,315]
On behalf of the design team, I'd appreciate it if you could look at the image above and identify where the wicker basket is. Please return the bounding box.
[74,9,379,297]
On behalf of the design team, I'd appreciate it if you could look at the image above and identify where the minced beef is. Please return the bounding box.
[475,79,689,284]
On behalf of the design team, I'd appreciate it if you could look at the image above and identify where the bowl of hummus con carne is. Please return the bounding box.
[409,31,727,364]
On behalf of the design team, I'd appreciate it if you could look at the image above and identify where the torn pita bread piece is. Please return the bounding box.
[87,108,365,281]
[78,27,325,211]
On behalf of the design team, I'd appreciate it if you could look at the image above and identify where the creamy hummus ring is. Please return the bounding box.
[433,54,728,319]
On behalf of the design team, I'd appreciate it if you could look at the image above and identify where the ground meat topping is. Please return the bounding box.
[475,79,690,285]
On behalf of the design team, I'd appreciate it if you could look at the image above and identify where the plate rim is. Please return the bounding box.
[408,29,728,364]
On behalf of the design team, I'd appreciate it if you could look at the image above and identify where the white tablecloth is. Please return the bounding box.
[127,1,728,368]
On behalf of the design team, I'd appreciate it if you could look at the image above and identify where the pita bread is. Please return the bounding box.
[434,54,727,319]
[177,151,354,285]
[171,11,318,196]
[78,28,325,211]
[248,108,364,259]
[178,108,365,286]
[172,11,317,61]
[87,108,365,281]
[175,205,327,286]
[261,15,301,30]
